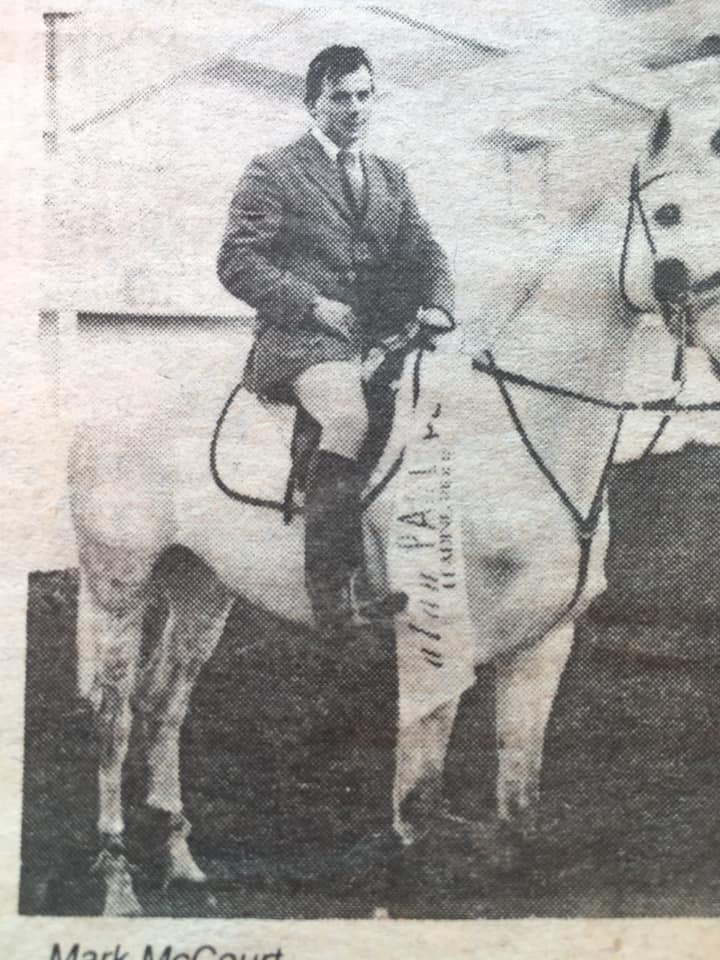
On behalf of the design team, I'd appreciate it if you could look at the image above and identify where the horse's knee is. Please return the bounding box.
[78,548,152,726]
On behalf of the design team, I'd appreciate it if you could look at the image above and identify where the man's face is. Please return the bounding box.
[309,65,374,148]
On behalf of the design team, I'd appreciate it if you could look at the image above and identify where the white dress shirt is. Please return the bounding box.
[311,125,358,162]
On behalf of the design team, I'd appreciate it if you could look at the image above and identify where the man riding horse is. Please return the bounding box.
[217,45,455,632]
[67,76,720,915]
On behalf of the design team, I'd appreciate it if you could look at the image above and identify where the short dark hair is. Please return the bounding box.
[304,45,373,105]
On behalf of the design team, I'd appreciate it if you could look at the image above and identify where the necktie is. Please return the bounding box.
[337,149,366,214]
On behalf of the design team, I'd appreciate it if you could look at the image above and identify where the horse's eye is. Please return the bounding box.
[711,128,720,155]
[654,204,681,227]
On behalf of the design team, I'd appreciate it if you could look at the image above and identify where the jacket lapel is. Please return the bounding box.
[294,132,354,223]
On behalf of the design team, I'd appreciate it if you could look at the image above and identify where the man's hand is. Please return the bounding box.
[417,306,455,332]
[312,295,356,340]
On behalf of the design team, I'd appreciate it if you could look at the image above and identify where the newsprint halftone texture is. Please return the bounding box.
[16,0,720,935]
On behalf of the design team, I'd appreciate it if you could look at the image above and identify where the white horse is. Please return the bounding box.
[67,89,720,914]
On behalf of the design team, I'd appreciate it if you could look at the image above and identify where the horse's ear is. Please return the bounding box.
[649,108,672,157]
[711,127,720,155]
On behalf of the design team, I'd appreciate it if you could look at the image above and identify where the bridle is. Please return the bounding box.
[471,161,720,622]
[474,160,720,416]
[619,162,691,388]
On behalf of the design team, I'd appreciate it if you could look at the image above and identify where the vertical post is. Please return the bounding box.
[39,13,81,572]
[42,12,79,445]
[42,13,61,408]
[43,13,57,153]
[43,11,74,153]
[42,10,78,395]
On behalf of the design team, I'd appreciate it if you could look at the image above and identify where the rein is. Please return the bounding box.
[471,353,720,414]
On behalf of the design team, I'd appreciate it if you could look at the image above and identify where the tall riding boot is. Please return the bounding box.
[303,452,399,871]
[304,449,363,632]
[304,450,408,637]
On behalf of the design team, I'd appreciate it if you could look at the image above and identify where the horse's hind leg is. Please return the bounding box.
[76,544,155,916]
[134,551,234,887]
[495,621,574,823]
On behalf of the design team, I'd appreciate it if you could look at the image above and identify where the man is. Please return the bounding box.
[218,45,454,632]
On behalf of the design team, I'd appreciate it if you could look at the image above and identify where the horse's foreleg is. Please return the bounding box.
[495,621,574,822]
[76,573,102,707]
[79,559,150,916]
[392,697,460,845]
[135,559,234,886]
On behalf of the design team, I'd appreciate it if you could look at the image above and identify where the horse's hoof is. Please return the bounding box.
[92,848,143,917]
[161,875,218,915]
[165,834,207,885]
[103,882,143,917]
[163,863,207,888]
[433,808,522,874]
[393,817,423,847]
[513,809,541,846]
[497,781,540,824]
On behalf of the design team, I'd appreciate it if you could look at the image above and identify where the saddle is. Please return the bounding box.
[211,335,423,521]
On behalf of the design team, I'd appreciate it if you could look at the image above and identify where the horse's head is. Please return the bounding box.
[620,85,720,363]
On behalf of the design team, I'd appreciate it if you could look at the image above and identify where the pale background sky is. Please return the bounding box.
[43,0,719,315]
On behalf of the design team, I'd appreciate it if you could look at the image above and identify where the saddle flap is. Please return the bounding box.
[212,389,296,506]
[210,349,423,515]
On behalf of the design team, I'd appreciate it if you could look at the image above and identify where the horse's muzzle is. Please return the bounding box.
[654,257,690,307]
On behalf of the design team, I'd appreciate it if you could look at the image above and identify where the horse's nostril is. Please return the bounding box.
[654,258,690,304]
[711,128,720,156]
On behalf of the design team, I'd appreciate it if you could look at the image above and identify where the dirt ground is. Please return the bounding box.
[19,444,720,917]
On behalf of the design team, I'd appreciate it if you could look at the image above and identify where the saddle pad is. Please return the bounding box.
[212,355,410,512]
[212,387,296,507]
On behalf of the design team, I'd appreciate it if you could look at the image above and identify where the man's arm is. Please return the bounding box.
[217,157,318,326]
[395,168,455,322]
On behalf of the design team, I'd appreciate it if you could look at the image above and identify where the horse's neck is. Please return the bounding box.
[493,233,629,392]
[489,239,632,516]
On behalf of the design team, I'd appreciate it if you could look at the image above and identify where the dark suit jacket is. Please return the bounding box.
[217,131,454,398]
